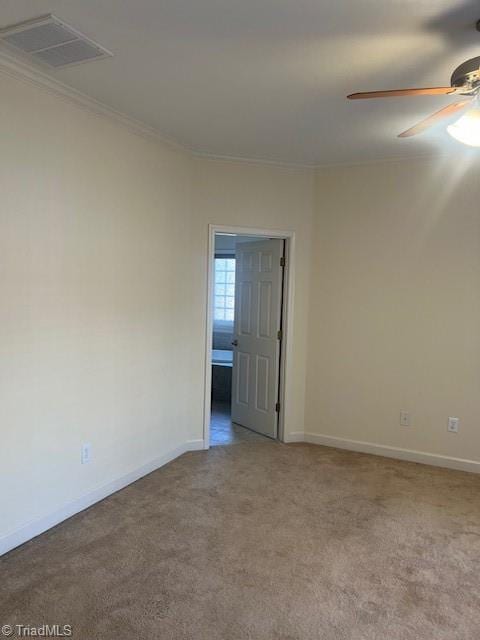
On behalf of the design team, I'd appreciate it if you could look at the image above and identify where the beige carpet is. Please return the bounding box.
[1,442,480,639]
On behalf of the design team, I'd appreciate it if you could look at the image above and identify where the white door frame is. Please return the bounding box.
[203,224,296,448]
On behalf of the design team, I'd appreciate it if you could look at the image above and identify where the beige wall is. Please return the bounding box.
[188,157,314,441]
[0,73,315,546]
[0,73,193,542]
[4,60,479,551]
[307,158,480,462]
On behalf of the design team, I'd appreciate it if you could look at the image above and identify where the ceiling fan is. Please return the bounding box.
[347,55,480,145]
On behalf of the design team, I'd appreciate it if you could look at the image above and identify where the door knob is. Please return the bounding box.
[231,339,238,347]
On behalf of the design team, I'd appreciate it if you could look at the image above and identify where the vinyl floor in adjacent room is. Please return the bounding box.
[1,441,480,639]
[210,400,268,446]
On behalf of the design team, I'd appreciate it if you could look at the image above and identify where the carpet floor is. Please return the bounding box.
[1,442,480,639]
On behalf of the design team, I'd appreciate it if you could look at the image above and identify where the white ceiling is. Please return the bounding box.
[1,0,480,166]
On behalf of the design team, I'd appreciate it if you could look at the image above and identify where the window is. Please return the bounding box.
[214,258,235,322]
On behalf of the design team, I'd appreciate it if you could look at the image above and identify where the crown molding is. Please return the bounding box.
[0,51,314,169]
[191,148,459,172]
[0,48,313,169]
[191,149,317,170]
[313,151,455,171]
[0,48,468,172]
[0,48,186,153]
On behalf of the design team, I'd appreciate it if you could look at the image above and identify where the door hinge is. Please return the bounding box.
[277,329,282,340]
[280,256,286,267]
[275,402,281,413]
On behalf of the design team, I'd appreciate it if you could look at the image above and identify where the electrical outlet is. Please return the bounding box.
[81,442,92,464]
[400,411,411,427]
[447,417,459,433]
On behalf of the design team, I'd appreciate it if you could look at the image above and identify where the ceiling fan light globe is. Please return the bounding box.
[446,108,480,147]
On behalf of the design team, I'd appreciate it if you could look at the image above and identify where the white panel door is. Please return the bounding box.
[231,239,284,438]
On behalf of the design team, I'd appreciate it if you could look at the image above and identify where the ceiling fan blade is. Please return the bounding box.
[347,87,458,99]
[398,100,472,138]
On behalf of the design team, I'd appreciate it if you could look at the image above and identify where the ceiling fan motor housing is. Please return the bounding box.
[451,56,480,89]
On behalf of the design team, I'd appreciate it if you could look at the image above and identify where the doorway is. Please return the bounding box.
[204,225,294,448]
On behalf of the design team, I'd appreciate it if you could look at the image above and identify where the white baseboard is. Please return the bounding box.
[184,439,205,451]
[0,439,204,557]
[302,432,480,474]
[4,432,476,558]
[283,431,306,443]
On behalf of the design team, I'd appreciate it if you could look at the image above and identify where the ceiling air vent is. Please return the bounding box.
[0,14,113,68]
